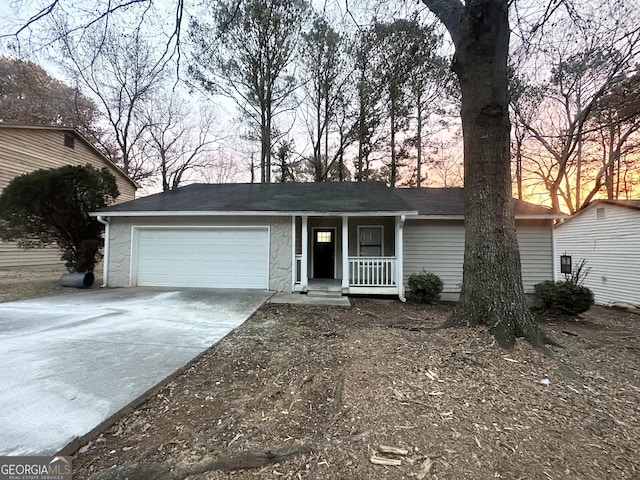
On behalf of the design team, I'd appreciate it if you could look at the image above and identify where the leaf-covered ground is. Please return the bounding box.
[71,300,639,480]
[1,267,638,479]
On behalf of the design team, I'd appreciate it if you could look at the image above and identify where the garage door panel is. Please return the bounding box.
[135,228,269,289]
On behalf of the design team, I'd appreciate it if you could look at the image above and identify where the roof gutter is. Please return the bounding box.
[408,214,564,220]
[89,210,420,218]
[96,215,110,288]
[89,211,561,221]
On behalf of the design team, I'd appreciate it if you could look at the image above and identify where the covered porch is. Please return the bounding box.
[291,214,406,297]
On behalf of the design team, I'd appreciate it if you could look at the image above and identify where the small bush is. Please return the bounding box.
[534,280,594,314]
[534,280,558,309]
[553,281,594,314]
[408,271,443,304]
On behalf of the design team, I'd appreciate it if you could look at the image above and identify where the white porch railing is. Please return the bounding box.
[349,256,397,287]
[295,254,302,283]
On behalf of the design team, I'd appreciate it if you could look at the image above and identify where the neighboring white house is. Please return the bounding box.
[91,182,560,300]
[554,199,640,306]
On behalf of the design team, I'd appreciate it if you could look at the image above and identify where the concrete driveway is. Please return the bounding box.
[0,287,271,456]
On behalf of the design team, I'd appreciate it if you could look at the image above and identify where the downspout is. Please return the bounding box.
[397,215,406,302]
[291,215,296,292]
[96,215,110,288]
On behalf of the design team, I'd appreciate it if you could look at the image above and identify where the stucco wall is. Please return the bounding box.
[269,217,292,291]
[107,219,133,287]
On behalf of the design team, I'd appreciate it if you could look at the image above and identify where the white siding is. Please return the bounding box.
[555,204,640,305]
[403,221,465,294]
[517,224,554,292]
[403,219,553,298]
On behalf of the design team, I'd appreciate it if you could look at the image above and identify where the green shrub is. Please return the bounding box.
[553,281,594,314]
[534,280,558,309]
[534,280,594,314]
[408,271,443,304]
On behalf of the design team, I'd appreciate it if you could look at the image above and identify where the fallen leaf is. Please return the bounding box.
[370,455,402,466]
[379,445,409,456]
[417,458,433,479]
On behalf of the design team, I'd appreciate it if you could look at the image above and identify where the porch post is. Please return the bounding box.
[396,215,406,300]
[301,215,308,289]
[342,216,349,290]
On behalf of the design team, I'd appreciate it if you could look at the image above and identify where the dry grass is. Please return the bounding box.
[0,265,102,302]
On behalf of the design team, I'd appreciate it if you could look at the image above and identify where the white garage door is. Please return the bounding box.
[135,227,269,289]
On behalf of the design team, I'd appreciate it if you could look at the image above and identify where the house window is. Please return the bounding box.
[64,133,75,149]
[358,226,383,256]
[560,255,572,274]
[596,207,605,219]
[316,231,332,243]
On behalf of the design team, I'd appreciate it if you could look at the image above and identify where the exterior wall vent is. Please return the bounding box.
[64,133,75,149]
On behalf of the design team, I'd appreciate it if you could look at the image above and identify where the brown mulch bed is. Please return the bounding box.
[1,267,638,479]
[64,298,639,480]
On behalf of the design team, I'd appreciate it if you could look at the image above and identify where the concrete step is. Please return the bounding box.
[306,290,343,298]
[307,285,343,291]
[269,293,351,307]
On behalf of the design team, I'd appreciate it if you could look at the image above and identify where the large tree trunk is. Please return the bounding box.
[424,0,549,348]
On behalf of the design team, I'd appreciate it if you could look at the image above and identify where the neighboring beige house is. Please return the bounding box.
[0,124,136,268]
[91,182,561,301]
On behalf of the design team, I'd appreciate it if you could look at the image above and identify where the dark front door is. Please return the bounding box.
[313,229,335,278]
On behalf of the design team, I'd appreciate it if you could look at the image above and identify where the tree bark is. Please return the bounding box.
[357,74,366,182]
[423,0,549,348]
[575,94,583,211]
[416,93,423,187]
[390,103,397,187]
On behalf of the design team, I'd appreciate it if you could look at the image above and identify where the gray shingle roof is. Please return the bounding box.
[395,187,557,216]
[97,182,558,217]
[100,182,415,213]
